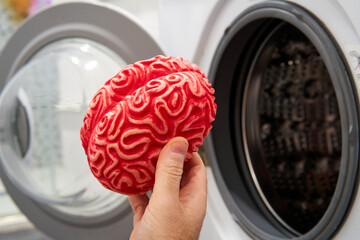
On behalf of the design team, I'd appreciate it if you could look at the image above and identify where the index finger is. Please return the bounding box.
[180,152,207,205]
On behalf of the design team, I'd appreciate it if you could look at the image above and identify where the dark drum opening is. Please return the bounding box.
[242,23,341,234]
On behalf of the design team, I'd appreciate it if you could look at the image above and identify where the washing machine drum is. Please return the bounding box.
[207,2,359,240]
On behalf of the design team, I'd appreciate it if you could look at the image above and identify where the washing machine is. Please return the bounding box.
[0,1,164,239]
[1,0,360,240]
[187,0,360,239]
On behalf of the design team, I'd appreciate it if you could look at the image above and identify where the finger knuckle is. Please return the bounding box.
[162,164,183,178]
[132,204,144,215]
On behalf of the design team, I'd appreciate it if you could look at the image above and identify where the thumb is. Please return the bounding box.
[152,137,189,198]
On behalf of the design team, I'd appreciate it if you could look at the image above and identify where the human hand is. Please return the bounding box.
[128,137,207,240]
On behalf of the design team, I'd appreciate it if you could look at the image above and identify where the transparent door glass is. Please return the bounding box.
[0,38,127,217]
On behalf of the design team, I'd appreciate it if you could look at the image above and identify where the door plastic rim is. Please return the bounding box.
[0,2,163,239]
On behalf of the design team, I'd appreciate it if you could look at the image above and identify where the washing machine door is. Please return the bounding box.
[202,1,360,239]
[0,2,163,239]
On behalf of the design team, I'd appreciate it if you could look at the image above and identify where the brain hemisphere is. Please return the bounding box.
[81,56,216,195]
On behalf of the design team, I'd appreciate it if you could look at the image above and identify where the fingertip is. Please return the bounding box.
[185,152,205,170]
[192,152,204,164]
[158,137,188,160]
[128,194,149,212]
[128,194,149,228]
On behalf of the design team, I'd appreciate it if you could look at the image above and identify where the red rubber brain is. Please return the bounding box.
[80,56,216,195]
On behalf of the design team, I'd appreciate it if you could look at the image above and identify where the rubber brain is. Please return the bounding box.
[80,56,216,195]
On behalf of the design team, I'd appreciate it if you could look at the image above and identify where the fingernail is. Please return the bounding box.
[171,140,188,155]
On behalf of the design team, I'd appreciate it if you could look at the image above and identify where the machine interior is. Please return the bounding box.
[242,23,341,234]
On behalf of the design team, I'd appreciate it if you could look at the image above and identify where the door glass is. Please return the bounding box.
[0,38,127,217]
